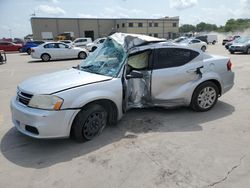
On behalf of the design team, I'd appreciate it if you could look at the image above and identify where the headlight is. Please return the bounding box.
[28,95,63,110]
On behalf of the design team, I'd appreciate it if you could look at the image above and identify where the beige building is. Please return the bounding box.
[31,17,179,40]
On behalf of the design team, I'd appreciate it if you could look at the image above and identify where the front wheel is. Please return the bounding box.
[71,104,107,142]
[190,82,219,112]
[78,51,87,59]
[246,48,250,54]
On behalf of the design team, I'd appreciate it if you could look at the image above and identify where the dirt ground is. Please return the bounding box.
[0,44,250,188]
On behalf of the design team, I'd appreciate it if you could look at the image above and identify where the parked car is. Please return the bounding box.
[195,34,218,45]
[178,38,207,51]
[225,37,241,49]
[86,38,106,52]
[229,37,250,54]
[30,42,88,61]
[21,40,45,55]
[0,42,22,52]
[73,38,92,47]
[222,35,240,45]
[11,33,234,141]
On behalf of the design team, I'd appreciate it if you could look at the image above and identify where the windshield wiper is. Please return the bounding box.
[80,65,94,70]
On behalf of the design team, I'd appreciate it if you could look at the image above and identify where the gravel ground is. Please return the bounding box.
[0,44,250,188]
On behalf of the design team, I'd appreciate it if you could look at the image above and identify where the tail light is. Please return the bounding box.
[31,49,35,53]
[227,60,232,71]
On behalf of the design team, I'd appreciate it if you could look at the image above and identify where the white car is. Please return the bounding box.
[73,38,92,47]
[11,33,234,141]
[31,42,88,62]
[178,38,207,52]
[86,38,106,52]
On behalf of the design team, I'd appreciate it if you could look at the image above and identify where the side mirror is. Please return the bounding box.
[126,70,143,79]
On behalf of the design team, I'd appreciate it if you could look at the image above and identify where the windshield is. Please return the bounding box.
[179,39,190,44]
[236,37,250,43]
[79,38,126,77]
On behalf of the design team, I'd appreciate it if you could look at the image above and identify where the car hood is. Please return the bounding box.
[18,68,112,94]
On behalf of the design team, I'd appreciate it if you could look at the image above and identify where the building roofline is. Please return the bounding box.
[30,16,179,21]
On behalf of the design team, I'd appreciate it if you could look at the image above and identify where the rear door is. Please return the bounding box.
[151,47,203,106]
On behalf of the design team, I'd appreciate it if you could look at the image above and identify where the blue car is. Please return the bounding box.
[21,41,45,55]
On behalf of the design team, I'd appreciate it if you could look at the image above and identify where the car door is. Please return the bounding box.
[43,43,59,59]
[189,39,201,49]
[123,50,153,110]
[150,47,203,106]
[57,43,72,58]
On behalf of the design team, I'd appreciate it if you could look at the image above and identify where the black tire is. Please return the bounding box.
[27,48,31,55]
[201,46,206,52]
[246,48,250,54]
[92,46,97,52]
[230,51,235,54]
[78,51,87,59]
[212,41,216,45]
[71,104,107,142]
[41,53,50,62]
[18,48,22,53]
[190,81,219,112]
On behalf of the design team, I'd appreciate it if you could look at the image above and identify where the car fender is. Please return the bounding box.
[183,71,222,105]
[65,89,123,134]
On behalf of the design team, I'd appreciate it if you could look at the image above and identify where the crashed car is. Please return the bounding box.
[11,33,234,142]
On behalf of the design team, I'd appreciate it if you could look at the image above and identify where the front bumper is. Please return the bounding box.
[229,46,247,53]
[10,97,79,139]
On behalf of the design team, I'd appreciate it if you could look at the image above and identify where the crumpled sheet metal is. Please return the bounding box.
[109,33,166,51]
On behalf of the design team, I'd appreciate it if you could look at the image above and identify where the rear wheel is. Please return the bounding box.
[230,51,235,54]
[201,46,206,52]
[18,48,22,53]
[212,41,216,45]
[78,51,87,59]
[71,104,107,142]
[27,48,31,55]
[41,53,50,62]
[191,82,219,112]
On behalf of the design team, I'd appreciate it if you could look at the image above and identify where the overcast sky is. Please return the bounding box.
[0,0,250,38]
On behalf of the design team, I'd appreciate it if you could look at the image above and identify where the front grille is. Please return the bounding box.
[17,91,33,106]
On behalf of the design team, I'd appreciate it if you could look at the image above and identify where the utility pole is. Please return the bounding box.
[9,29,12,39]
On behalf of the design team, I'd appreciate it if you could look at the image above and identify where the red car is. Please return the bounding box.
[0,41,22,52]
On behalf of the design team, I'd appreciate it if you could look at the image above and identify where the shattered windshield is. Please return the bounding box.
[79,38,126,77]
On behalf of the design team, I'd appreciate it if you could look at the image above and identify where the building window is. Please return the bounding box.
[154,23,158,27]
[129,23,134,27]
[149,23,152,27]
[154,33,158,37]
[122,23,125,27]
[117,24,119,29]
[138,23,143,27]
[173,23,177,27]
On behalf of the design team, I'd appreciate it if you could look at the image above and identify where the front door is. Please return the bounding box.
[123,50,153,110]
[151,47,203,106]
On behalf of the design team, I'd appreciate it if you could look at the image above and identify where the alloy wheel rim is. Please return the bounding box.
[82,112,106,140]
[43,55,49,61]
[197,87,216,109]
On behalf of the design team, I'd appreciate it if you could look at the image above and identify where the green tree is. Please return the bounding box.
[179,24,196,33]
